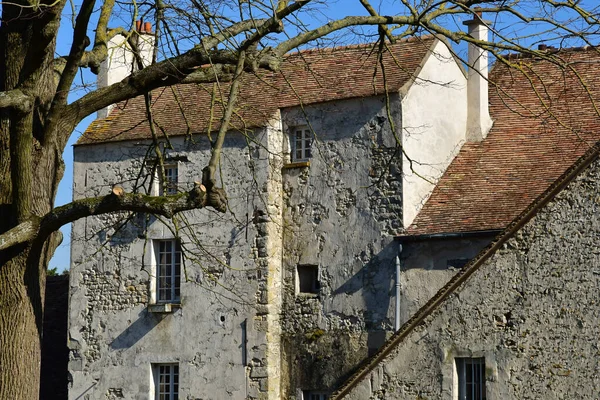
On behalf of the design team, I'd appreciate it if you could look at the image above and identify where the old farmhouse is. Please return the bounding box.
[66,14,600,400]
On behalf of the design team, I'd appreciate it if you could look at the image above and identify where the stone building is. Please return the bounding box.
[330,34,600,400]
[67,15,600,400]
[333,130,600,400]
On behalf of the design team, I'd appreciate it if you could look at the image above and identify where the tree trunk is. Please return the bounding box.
[0,248,45,399]
[0,1,64,396]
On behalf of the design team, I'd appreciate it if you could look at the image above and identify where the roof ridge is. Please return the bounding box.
[330,139,600,399]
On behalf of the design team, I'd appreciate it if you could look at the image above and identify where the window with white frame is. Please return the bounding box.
[292,127,312,161]
[456,357,486,400]
[158,164,178,195]
[155,240,181,303]
[153,364,179,400]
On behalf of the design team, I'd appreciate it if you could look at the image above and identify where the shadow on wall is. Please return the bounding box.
[332,240,397,334]
[110,310,165,349]
[287,241,398,393]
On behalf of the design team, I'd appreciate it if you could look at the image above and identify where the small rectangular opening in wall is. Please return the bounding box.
[302,390,328,400]
[297,264,319,294]
[456,357,486,400]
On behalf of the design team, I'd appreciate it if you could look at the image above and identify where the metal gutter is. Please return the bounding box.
[395,229,502,242]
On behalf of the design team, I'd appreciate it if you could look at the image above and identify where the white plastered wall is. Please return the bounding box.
[401,39,468,228]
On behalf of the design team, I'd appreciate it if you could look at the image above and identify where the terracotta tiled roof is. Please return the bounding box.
[78,36,435,145]
[407,47,600,235]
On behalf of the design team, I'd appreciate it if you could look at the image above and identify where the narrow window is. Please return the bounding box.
[156,240,181,302]
[456,357,486,400]
[153,364,179,400]
[292,127,312,161]
[159,164,178,195]
[297,264,319,294]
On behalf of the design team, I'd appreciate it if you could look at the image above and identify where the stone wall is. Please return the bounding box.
[279,96,403,397]
[69,126,281,400]
[70,79,475,399]
[398,235,496,327]
[339,156,600,399]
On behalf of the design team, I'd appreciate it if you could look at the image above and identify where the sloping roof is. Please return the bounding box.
[407,47,600,235]
[332,139,600,399]
[78,36,436,145]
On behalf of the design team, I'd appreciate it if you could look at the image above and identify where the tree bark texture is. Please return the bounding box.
[0,2,66,398]
[0,248,45,400]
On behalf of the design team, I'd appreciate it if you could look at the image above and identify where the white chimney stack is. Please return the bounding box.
[97,21,155,118]
[463,10,493,142]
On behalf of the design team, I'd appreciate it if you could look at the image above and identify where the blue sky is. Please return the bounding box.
[48,1,598,272]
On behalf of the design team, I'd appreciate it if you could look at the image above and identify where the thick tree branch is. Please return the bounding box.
[53,27,127,79]
[64,18,270,122]
[0,219,40,252]
[0,89,34,112]
[273,15,414,55]
[0,183,227,252]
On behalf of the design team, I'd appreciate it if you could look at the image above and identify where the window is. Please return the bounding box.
[153,364,179,400]
[156,240,181,302]
[292,127,312,161]
[297,264,319,294]
[456,358,486,400]
[302,391,328,400]
[159,164,178,195]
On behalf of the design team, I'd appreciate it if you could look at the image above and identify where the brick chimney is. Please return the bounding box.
[97,21,155,118]
[463,10,493,142]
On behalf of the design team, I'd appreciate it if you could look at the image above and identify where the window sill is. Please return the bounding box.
[148,303,181,313]
[283,161,310,169]
[296,292,319,299]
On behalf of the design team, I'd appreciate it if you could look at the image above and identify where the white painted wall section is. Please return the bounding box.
[401,39,468,228]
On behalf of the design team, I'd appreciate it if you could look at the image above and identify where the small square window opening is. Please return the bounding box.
[153,363,179,400]
[297,264,319,294]
[456,357,486,400]
[293,128,312,162]
[156,240,181,303]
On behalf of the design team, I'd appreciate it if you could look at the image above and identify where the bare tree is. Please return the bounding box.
[0,0,599,398]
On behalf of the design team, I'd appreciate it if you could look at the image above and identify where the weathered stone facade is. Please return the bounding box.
[337,153,600,399]
[68,38,478,399]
